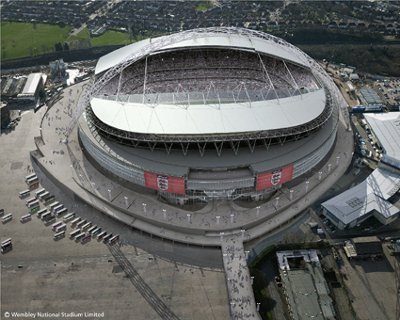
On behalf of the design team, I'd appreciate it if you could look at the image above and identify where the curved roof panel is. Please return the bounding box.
[91,89,326,136]
[95,29,310,75]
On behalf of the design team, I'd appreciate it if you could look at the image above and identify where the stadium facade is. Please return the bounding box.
[77,27,340,204]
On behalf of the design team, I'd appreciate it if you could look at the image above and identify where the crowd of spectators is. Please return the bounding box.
[97,48,318,104]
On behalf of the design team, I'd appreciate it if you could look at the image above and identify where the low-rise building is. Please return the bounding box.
[352,236,383,259]
[322,112,400,229]
[17,73,45,103]
[277,250,335,320]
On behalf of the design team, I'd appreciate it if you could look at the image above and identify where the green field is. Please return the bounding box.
[1,22,71,59]
[1,22,132,60]
[91,30,131,46]
[67,28,131,48]
[194,1,214,12]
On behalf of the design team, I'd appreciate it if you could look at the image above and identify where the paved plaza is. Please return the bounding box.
[0,104,229,320]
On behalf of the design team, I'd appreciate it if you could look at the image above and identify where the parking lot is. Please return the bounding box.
[0,107,229,320]
[351,114,383,164]
[338,244,398,320]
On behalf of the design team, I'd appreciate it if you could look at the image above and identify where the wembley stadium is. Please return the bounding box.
[77,27,340,205]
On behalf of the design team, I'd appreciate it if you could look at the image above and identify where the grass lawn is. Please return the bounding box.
[195,1,214,12]
[1,22,71,60]
[91,30,131,46]
[67,27,131,49]
[1,22,144,60]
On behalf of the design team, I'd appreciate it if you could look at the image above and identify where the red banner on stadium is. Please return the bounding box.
[256,164,294,190]
[144,172,185,195]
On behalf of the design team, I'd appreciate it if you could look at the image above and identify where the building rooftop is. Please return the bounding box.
[322,168,400,225]
[20,73,43,95]
[277,250,335,320]
[352,236,383,256]
[364,112,400,170]
[359,87,382,105]
[352,236,380,244]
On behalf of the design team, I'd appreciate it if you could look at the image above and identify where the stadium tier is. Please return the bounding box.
[78,27,340,204]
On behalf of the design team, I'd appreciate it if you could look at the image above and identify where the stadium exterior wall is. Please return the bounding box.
[78,120,337,202]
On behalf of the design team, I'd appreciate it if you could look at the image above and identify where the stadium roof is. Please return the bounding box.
[322,168,400,225]
[95,28,310,75]
[91,89,326,136]
[21,73,42,95]
[364,112,400,170]
[80,110,335,176]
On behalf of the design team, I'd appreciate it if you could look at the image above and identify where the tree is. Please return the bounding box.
[54,42,63,52]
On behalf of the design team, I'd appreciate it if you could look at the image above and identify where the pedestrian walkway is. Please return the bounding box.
[221,234,261,320]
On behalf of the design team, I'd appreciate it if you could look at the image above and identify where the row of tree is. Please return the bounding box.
[54,42,70,52]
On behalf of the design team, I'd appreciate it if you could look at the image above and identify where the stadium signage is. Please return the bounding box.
[144,172,185,194]
[256,164,294,190]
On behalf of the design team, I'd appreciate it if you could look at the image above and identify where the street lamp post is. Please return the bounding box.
[305,180,310,193]
[187,213,191,223]
[318,171,322,181]
[142,202,147,214]
[107,189,112,201]
[124,196,129,208]
[230,213,234,224]
[336,156,340,166]
[327,163,332,173]
[216,215,220,225]
[275,196,280,208]
[289,189,294,200]
[162,208,167,220]
[256,206,260,217]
